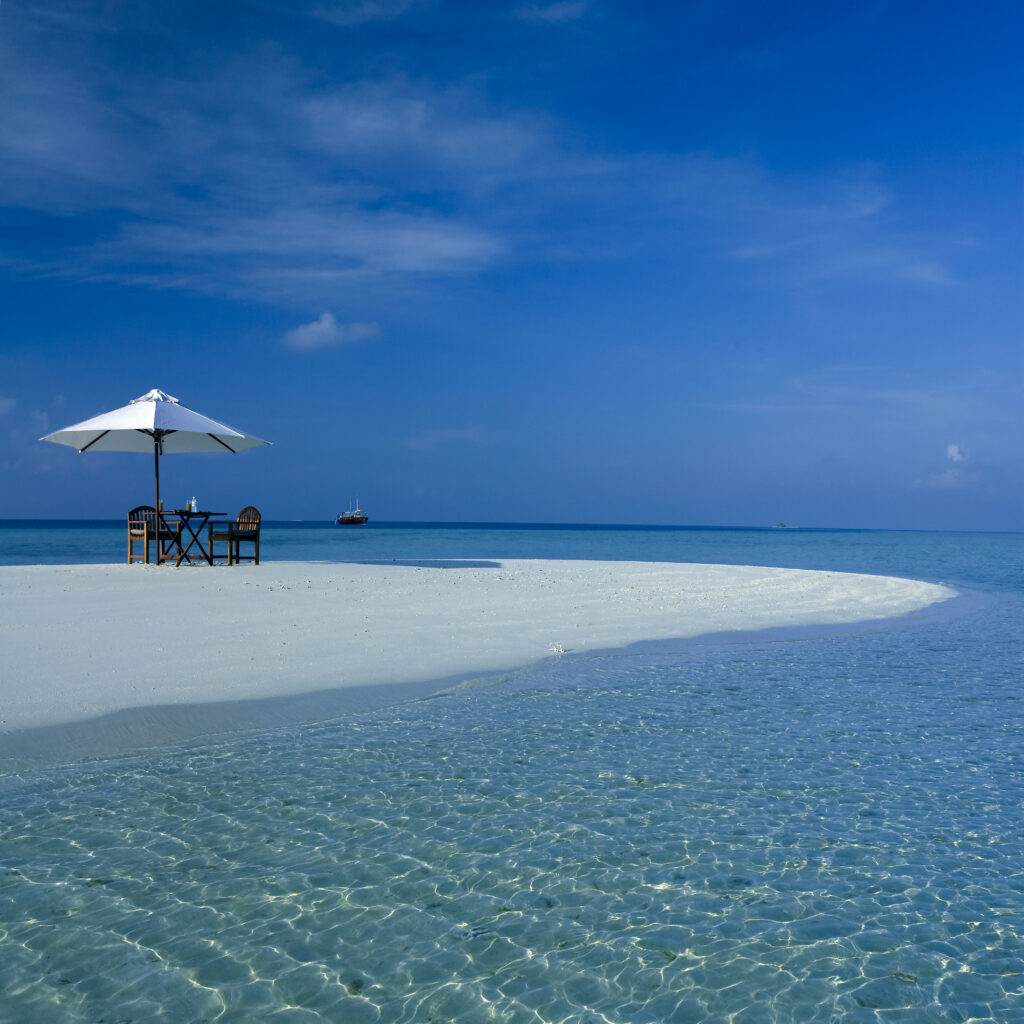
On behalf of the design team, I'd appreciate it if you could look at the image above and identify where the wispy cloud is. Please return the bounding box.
[282,313,380,351]
[516,1,589,23]
[704,369,1000,427]
[0,5,962,307]
[301,80,548,186]
[0,15,511,301]
[0,398,17,416]
[402,426,485,451]
[312,0,429,26]
[482,151,961,289]
[667,160,958,288]
[787,374,965,415]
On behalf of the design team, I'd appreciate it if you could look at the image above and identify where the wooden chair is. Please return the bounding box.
[127,506,182,564]
[209,506,262,565]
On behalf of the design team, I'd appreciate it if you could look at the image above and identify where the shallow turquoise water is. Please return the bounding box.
[1,524,1022,1022]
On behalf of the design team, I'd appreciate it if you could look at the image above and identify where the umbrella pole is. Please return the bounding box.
[154,443,162,565]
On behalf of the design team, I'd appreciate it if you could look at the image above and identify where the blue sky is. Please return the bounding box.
[1,0,1021,529]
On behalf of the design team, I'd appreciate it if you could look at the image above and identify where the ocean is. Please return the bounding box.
[1,521,1022,1023]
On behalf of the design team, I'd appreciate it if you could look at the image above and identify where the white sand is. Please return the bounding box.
[1,559,954,744]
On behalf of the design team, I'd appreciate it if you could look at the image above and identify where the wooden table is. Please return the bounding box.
[158,510,225,565]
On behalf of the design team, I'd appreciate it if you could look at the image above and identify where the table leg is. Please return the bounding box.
[157,512,183,565]
[175,514,214,565]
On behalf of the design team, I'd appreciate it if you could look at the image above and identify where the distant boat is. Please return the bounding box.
[337,502,368,525]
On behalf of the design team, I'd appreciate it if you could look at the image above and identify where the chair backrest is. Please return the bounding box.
[237,506,261,530]
[128,505,157,529]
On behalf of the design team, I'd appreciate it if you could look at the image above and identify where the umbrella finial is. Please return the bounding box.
[132,389,179,405]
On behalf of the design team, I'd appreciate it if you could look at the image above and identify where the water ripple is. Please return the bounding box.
[2,597,1023,1022]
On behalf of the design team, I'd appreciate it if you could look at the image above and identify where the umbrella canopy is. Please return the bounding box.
[42,388,269,455]
[41,388,271,512]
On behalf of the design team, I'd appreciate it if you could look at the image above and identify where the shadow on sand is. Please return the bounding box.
[338,559,503,569]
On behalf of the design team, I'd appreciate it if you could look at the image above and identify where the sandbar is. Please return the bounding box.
[0,559,954,761]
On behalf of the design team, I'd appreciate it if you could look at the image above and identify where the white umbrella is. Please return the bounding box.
[41,388,271,513]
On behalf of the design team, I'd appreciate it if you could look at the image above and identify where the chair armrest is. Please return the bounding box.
[157,521,183,541]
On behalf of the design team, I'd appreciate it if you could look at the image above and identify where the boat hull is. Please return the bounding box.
[336,514,368,525]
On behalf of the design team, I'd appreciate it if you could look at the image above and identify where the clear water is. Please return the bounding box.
[1,522,1023,1023]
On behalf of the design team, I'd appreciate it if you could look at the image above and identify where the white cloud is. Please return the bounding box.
[918,442,971,490]
[402,426,484,451]
[282,313,380,351]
